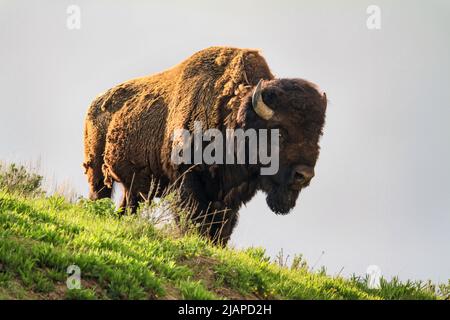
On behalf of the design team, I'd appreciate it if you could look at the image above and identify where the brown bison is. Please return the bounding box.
[83,47,327,244]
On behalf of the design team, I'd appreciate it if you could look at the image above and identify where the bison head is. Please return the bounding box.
[239,78,327,214]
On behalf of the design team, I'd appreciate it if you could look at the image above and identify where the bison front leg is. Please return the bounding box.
[178,172,238,245]
[208,202,239,246]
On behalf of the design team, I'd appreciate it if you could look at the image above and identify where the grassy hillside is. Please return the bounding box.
[0,162,447,300]
[0,191,447,300]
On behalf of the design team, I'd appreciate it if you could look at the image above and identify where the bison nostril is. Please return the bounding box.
[293,166,315,185]
[294,172,306,184]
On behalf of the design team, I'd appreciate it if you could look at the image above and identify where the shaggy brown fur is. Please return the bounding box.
[83,46,327,244]
[83,79,143,199]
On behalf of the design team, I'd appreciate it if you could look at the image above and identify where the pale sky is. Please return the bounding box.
[0,0,449,282]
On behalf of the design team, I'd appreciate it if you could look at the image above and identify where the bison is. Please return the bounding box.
[83,46,327,244]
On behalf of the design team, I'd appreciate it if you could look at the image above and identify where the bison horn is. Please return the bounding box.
[252,79,274,120]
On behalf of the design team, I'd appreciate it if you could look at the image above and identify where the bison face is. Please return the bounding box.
[243,78,327,215]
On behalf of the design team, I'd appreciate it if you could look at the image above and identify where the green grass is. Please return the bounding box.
[0,190,447,300]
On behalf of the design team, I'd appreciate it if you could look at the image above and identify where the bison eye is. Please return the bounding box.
[262,90,278,105]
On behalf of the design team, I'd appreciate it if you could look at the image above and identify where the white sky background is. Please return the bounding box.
[0,0,449,282]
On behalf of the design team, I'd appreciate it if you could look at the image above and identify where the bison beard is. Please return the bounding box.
[266,186,300,215]
[83,46,327,245]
